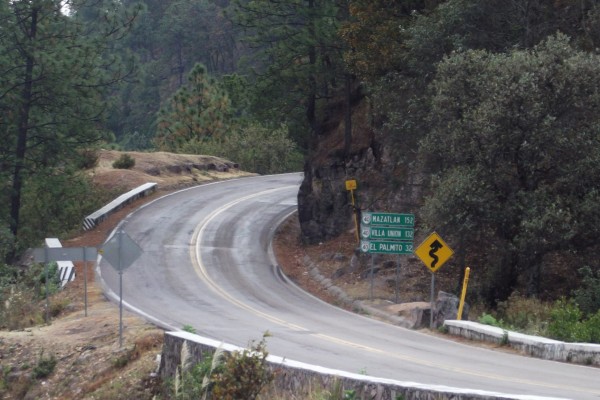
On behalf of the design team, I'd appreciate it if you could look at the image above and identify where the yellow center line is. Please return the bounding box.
[188,186,599,398]
[190,186,308,333]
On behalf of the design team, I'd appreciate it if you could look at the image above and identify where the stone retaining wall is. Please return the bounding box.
[160,331,554,400]
[445,320,600,366]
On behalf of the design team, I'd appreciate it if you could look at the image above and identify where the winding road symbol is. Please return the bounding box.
[428,239,443,270]
[415,232,454,273]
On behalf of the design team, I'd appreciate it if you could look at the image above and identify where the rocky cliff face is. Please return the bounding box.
[297,98,426,244]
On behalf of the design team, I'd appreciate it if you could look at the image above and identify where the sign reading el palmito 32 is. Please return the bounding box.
[361,212,414,227]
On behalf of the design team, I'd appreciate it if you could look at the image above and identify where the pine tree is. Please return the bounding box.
[0,0,141,259]
[154,63,232,152]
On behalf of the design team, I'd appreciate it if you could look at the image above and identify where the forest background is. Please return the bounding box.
[1,0,600,331]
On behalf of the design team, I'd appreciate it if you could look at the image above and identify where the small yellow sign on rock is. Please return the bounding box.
[345,179,357,191]
[415,232,453,273]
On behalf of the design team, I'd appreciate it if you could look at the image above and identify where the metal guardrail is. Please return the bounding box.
[44,238,75,287]
[83,182,157,230]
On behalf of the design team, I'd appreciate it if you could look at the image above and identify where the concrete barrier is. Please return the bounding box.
[160,331,564,400]
[444,320,600,366]
[44,238,75,288]
[83,182,157,230]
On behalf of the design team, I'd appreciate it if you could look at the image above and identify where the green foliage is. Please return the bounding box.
[0,228,15,268]
[573,266,600,316]
[478,313,500,327]
[112,153,136,169]
[172,334,272,400]
[75,148,100,170]
[181,124,303,174]
[182,324,197,334]
[0,262,61,330]
[17,172,114,251]
[155,63,232,152]
[39,262,61,298]
[585,310,600,344]
[422,34,600,301]
[0,0,142,259]
[32,351,56,379]
[210,335,273,400]
[548,298,591,342]
[496,292,552,335]
[228,0,346,149]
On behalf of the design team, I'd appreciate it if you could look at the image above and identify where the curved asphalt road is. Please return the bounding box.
[98,173,599,399]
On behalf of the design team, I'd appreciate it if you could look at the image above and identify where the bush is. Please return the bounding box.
[0,226,15,264]
[173,334,273,400]
[19,172,116,248]
[583,310,600,344]
[76,148,99,170]
[547,298,590,342]
[112,153,136,169]
[0,263,60,330]
[496,292,552,335]
[32,351,56,379]
[478,312,500,327]
[211,335,273,400]
[573,266,600,317]
[181,124,303,174]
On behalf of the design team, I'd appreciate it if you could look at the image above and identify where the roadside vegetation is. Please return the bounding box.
[164,333,377,400]
[477,269,600,343]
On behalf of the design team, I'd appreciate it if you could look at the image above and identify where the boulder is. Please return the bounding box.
[385,302,431,329]
[433,291,470,328]
[384,292,470,330]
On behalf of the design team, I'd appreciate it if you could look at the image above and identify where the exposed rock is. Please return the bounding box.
[332,252,346,262]
[433,291,470,328]
[297,97,427,245]
[385,302,431,329]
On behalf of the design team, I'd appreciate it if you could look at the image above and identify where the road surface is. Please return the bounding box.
[97,173,599,399]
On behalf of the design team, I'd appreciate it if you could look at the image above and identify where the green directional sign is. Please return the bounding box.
[360,226,414,241]
[360,240,414,255]
[361,212,414,227]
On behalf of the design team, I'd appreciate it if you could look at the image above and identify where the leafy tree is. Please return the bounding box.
[228,0,347,150]
[154,63,232,152]
[0,0,141,259]
[339,0,436,82]
[181,123,303,174]
[421,34,600,301]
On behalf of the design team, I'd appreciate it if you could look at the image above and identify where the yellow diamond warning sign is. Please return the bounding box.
[415,232,454,273]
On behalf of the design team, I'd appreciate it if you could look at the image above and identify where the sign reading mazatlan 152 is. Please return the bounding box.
[361,212,415,227]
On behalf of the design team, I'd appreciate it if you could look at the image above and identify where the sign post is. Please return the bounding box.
[415,232,454,328]
[345,180,359,244]
[100,229,142,347]
[457,267,471,320]
[33,246,98,321]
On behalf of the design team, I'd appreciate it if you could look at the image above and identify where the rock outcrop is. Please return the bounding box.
[297,98,426,244]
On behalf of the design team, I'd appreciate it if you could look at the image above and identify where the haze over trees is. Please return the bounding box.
[0,0,599,312]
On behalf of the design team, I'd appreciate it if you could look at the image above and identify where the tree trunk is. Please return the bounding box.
[306,0,317,142]
[9,6,37,247]
[344,73,352,160]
